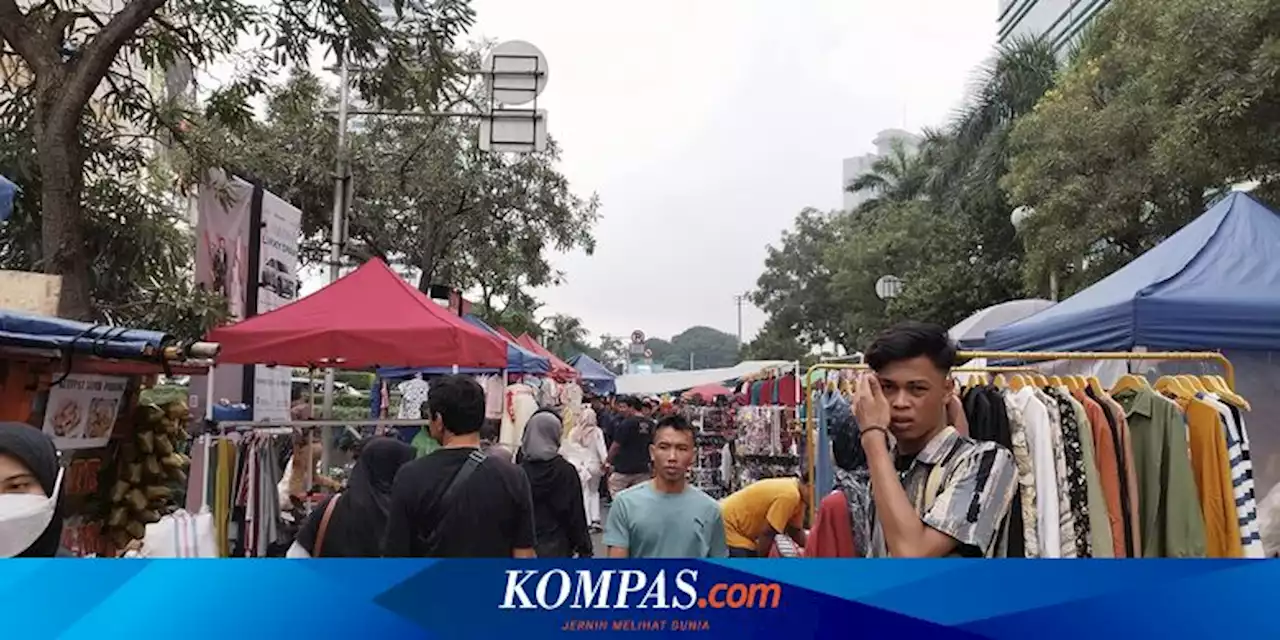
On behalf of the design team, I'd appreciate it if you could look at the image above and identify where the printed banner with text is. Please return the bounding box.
[2,559,1276,639]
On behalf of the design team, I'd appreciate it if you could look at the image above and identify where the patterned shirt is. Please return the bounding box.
[869,426,1018,557]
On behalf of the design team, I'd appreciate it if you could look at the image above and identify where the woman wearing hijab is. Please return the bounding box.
[0,423,69,558]
[288,437,414,558]
[562,408,608,532]
[520,406,592,558]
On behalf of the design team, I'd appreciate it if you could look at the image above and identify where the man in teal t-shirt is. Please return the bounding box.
[604,415,727,558]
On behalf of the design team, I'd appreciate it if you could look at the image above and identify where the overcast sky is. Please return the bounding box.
[461,0,999,344]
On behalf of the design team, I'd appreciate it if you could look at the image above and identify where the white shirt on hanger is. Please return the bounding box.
[397,376,431,420]
[1009,387,1062,558]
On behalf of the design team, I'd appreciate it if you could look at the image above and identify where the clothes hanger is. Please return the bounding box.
[1009,374,1025,391]
[1179,375,1206,393]
[992,374,1007,389]
[1205,375,1251,410]
[1110,374,1149,395]
[1047,375,1064,387]
[1032,373,1049,387]
[1086,376,1106,397]
[1153,375,1189,398]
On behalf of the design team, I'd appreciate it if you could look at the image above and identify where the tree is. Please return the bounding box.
[668,326,740,370]
[752,37,1060,352]
[542,313,590,359]
[0,0,475,319]
[741,319,807,362]
[595,334,628,371]
[228,67,599,298]
[1003,0,1280,295]
[0,75,225,340]
[846,138,928,212]
[750,207,849,352]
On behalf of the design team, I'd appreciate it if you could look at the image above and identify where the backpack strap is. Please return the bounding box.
[312,494,341,557]
[419,449,487,553]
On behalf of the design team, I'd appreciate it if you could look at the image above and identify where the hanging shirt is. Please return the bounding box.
[777,374,798,407]
[397,378,431,420]
[1044,388,1092,557]
[1209,396,1264,557]
[1177,393,1242,557]
[1066,394,1114,558]
[1007,388,1061,557]
[1075,390,1126,557]
[1089,387,1143,556]
[1114,387,1207,557]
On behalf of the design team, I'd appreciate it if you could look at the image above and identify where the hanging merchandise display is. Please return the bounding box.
[684,405,735,499]
[806,351,1261,559]
[732,406,802,490]
[99,401,193,553]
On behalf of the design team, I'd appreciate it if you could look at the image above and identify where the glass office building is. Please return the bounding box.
[998,0,1112,54]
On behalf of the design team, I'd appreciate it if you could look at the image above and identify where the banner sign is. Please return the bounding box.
[40,373,127,450]
[191,172,302,422]
[4,559,1277,639]
[251,189,302,421]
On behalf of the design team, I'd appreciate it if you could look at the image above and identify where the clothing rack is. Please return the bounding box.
[802,350,1237,520]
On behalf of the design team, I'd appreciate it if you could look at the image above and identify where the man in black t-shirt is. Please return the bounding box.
[383,375,536,558]
[606,396,653,496]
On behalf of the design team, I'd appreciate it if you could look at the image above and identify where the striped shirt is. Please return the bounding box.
[1201,394,1263,558]
[869,426,1018,557]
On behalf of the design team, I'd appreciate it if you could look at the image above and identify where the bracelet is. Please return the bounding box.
[860,426,890,441]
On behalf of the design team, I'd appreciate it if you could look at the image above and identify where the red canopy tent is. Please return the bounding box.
[209,259,507,369]
[515,333,578,381]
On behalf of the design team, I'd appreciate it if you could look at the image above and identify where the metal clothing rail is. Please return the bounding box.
[801,349,1236,521]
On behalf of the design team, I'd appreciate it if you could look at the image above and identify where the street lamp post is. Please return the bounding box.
[1010,206,1058,301]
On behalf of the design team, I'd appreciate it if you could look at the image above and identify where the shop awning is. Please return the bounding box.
[615,360,792,395]
[0,309,170,360]
[209,258,507,369]
[949,299,1055,349]
[987,193,1280,352]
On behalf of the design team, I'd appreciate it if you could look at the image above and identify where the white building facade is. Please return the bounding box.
[998,0,1112,55]
[841,129,922,212]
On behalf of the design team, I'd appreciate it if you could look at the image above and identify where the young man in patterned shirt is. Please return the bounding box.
[853,322,1018,557]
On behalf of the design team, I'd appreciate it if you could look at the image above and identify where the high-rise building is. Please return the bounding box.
[998,0,1112,54]
[841,128,922,212]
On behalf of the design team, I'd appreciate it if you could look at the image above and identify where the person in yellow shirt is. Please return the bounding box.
[720,474,810,557]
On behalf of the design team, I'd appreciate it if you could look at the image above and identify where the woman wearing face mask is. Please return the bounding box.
[287,437,415,558]
[0,422,69,558]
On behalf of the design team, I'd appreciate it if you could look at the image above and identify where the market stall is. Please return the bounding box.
[985,192,1280,497]
[0,307,218,557]
[568,353,616,395]
[200,258,510,556]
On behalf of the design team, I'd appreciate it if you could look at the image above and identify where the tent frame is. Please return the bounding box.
[802,349,1236,521]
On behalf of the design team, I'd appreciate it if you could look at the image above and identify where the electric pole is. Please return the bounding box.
[733,293,747,348]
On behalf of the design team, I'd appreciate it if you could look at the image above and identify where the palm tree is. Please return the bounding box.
[542,314,589,358]
[846,138,929,212]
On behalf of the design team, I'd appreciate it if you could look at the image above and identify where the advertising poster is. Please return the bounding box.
[251,189,302,421]
[41,373,128,450]
[191,172,253,417]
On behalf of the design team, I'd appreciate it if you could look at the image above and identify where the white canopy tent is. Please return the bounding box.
[949,298,1055,349]
[614,360,793,396]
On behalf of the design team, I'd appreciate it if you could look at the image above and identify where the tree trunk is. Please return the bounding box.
[33,81,93,321]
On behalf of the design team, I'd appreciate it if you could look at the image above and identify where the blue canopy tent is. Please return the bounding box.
[371,314,550,418]
[567,353,616,395]
[0,309,171,360]
[987,193,1280,352]
[986,193,1280,498]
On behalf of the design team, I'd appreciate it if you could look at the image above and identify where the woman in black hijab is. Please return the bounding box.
[520,407,592,558]
[0,422,68,557]
[288,437,414,557]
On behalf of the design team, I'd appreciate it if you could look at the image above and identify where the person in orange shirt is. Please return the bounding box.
[720,474,810,557]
